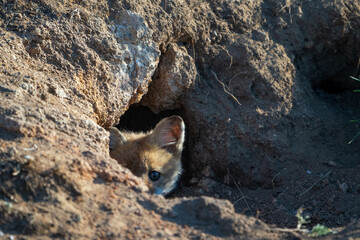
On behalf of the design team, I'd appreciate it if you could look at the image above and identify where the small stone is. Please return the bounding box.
[275,17,287,28]
[31,28,42,37]
[164,228,173,236]
[134,208,143,216]
[8,147,17,157]
[339,182,348,193]
[24,155,35,161]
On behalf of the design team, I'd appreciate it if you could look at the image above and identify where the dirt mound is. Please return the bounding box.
[0,0,360,239]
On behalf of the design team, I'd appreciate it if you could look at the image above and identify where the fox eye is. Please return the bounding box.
[148,171,160,181]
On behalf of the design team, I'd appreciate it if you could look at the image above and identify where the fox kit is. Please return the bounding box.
[108,116,185,195]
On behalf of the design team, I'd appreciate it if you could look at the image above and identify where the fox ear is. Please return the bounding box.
[108,127,127,150]
[150,116,185,153]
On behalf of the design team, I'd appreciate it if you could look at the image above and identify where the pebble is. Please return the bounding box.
[275,17,287,28]
[8,147,17,157]
[339,182,348,193]
[24,155,35,161]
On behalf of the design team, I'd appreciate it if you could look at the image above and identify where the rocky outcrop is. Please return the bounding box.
[141,43,197,113]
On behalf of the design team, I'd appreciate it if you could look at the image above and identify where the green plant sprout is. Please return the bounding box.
[296,208,310,230]
[349,75,360,144]
[295,208,336,237]
[308,224,335,237]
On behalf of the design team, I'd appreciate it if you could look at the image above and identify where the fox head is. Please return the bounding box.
[108,116,185,195]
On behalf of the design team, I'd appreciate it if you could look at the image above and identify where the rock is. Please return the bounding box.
[141,43,197,113]
[108,10,161,111]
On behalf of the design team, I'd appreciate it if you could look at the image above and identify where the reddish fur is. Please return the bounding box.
[108,116,185,195]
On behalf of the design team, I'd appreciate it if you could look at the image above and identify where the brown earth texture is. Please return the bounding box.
[0,0,360,239]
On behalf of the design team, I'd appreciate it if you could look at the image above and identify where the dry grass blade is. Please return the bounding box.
[300,171,331,196]
[227,168,253,216]
[210,70,241,106]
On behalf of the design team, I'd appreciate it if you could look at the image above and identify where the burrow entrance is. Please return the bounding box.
[117,105,182,132]
[310,62,360,95]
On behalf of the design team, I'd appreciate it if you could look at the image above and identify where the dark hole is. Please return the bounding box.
[116,105,183,132]
[307,50,359,94]
[312,75,360,94]
[313,78,346,94]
